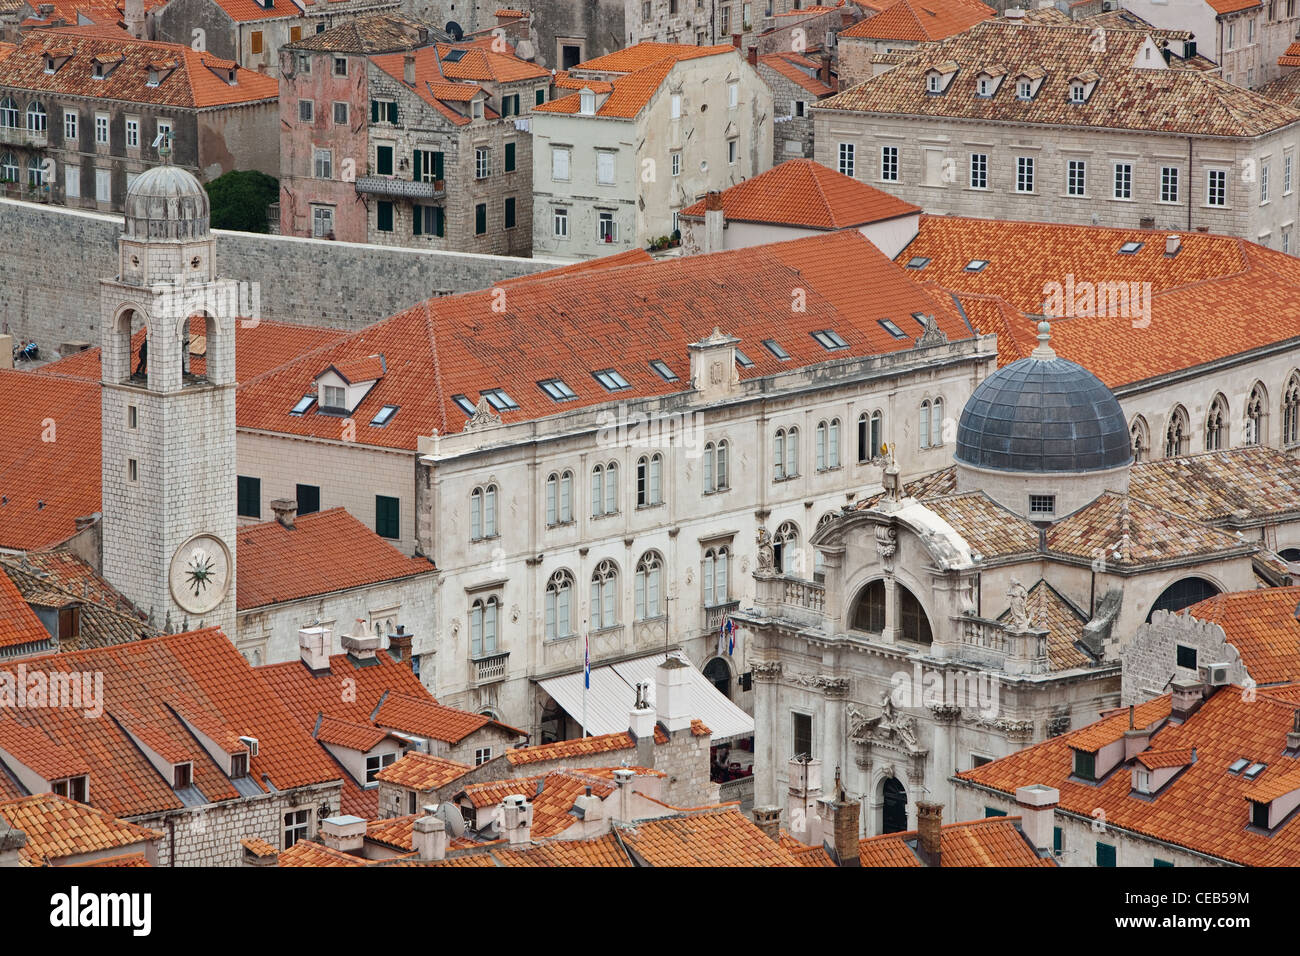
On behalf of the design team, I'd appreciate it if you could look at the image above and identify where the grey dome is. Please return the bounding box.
[956,335,1132,474]
[123,164,209,240]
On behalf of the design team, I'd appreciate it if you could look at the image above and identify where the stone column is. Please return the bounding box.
[928,703,962,810]
[821,677,851,795]
[881,576,898,643]
[751,659,783,807]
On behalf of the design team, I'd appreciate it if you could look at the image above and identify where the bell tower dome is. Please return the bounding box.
[99,156,238,635]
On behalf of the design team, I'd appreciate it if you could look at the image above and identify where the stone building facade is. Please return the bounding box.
[1123,0,1297,89]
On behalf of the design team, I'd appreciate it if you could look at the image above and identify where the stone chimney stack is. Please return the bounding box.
[341,618,382,660]
[124,0,145,37]
[703,190,725,255]
[817,768,861,866]
[572,786,609,838]
[751,806,782,842]
[1287,710,1300,751]
[787,756,822,845]
[298,625,331,673]
[1170,678,1206,722]
[915,801,943,866]
[412,806,447,862]
[655,655,693,733]
[319,815,366,854]
[747,45,758,67]
[270,498,297,529]
[388,624,413,663]
[1014,784,1059,856]
[404,53,416,85]
[502,794,533,845]
[612,767,637,823]
[630,681,657,767]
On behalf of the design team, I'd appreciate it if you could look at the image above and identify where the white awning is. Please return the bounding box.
[535,651,754,743]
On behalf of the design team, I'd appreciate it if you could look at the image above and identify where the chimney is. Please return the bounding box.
[388,624,413,663]
[787,755,822,844]
[270,498,297,529]
[732,32,741,48]
[820,52,831,85]
[1170,678,1206,722]
[655,655,693,733]
[74,513,99,532]
[572,786,609,837]
[0,822,25,867]
[1122,703,1152,759]
[412,806,447,862]
[915,801,942,866]
[1165,234,1181,256]
[341,618,382,660]
[1013,784,1059,856]
[751,806,782,842]
[403,53,416,86]
[1139,216,1155,229]
[629,681,656,767]
[124,0,144,37]
[298,625,331,673]
[319,815,366,854]
[1288,710,1300,751]
[703,190,725,255]
[501,794,533,845]
[817,768,861,866]
[747,45,758,67]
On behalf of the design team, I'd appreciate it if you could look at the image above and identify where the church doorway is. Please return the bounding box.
[882,777,907,834]
[703,656,731,699]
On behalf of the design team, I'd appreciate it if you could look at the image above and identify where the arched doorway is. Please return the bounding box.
[882,778,907,834]
[1280,548,1300,563]
[1146,577,1221,622]
[703,657,731,699]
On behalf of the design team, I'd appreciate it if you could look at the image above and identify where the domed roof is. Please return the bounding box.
[955,323,1132,474]
[123,164,210,240]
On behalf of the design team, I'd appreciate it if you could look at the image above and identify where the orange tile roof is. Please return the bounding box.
[535,43,735,118]
[0,629,342,820]
[504,726,669,767]
[0,370,101,551]
[1066,696,1170,753]
[0,564,54,651]
[680,159,919,230]
[1185,587,1300,686]
[66,850,150,866]
[373,752,473,790]
[372,41,548,85]
[236,508,434,610]
[898,215,1300,389]
[858,816,1053,866]
[958,688,1300,865]
[315,715,393,752]
[839,0,993,42]
[1134,748,1195,770]
[618,806,812,866]
[0,793,160,866]
[210,0,310,22]
[1280,41,1300,68]
[758,51,835,97]
[373,692,523,743]
[1,29,279,108]
[1126,447,1300,530]
[778,831,836,866]
[488,831,632,866]
[277,839,369,866]
[240,836,279,857]
[1207,0,1260,11]
[235,230,973,449]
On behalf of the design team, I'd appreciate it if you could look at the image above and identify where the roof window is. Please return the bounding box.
[481,388,519,411]
[878,319,907,339]
[905,256,931,269]
[811,329,848,350]
[453,394,476,414]
[965,259,989,272]
[539,378,578,401]
[649,359,678,382]
[763,339,790,360]
[369,404,399,427]
[290,394,316,416]
[593,369,631,391]
[1119,241,1143,254]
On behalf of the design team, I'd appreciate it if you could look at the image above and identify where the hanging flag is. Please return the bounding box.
[722,615,736,656]
[584,631,590,689]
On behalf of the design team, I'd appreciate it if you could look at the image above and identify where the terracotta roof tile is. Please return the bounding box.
[374,692,524,743]
[0,564,54,651]
[996,579,1091,671]
[619,806,811,866]
[1185,587,1300,686]
[66,850,150,866]
[286,13,442,54]
[373,751,473,790]
[277,839,369,866]
[839,0,993,42]
[758,51,835,97]
[0,793,159,866]
[504,726,669,766]
[240,836,279,857]
[536,43,736,118]
[315,715,392,752]
[1135,748,1194,770]
[859,816,1053,866]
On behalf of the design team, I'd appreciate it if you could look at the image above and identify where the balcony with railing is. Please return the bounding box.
[0,125,46,147]
[956,614,1048,675]
[752,573,826,629]
[471,650,509,684]
[704,600,740,634]
[355,176,445,200]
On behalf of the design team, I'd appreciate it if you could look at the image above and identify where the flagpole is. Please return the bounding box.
[582,617,589,740]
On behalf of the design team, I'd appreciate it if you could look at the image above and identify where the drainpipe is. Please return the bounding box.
[1187,136,1193,231]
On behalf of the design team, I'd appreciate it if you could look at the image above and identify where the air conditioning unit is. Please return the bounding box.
[1206,663,1232,686]
[239,735,260,757]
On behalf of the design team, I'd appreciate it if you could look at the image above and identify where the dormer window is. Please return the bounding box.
[173,762,193,789]
[927,73,941,93]
[924,63,957,95]
[1070,82,1085,103]
[1017,79,1032,99]
[978,76,990,96]
[472,99,485,120]
[148,69,159,86]
[1072,750,1096,781]
[322,384,346,411]
[580,88,596,114]
[52,775,89,803]
[44,56,54,73]
[230,752,249,778]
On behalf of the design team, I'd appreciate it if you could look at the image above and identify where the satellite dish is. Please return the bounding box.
[445,20,464,41]
[435,802,466,838]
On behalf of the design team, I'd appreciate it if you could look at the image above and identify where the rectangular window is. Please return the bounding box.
[475,146,489,179]
[1176,644,1197,670]
[475,202,487,235]
[311,205,334,237]
[128,458,138,482]
[1261,161,1271,203]
[727,139,737,165]
[412,204,444,237]
[1029,494,1055,515]
[1153,858,1174,867]
[554,207,568,237]
[1073,750,1096,781]
[290,25,302,42]
[284,810,310,849]
[1096,842,1117,867]
[1286,154,1293,194]
[1114,162,1132,200]
[598,210,616,242]
[299,100,314,122]
[1067,159,1086,196]
[504,196,516,229]
[1160,165,1180,203]
[984,807,1007,817]
[475,747,493,766]
[333,101,348,125]
[156,120,171,147]
[63,109,77,140]
[792,712,812,759]
[296,483,320,515]
[671,151,681,176]
[237,475,261,518]
[838,142,854,177]
[504,141,516,172]
[95,112,108,145]
[969,153,987,189]
[1054,827,1063,854]
[414,149,444,182]
[364,751,396,783]
[375,495,399,539]
[880,145,898,182]
[334,56,347,76]
[552,146,570,181]
[313,148,332,179]
[251,30,263,54]
[377,200,393,232]
[597,150,615,185]
[1016,156,1034,193]
[377,145,393,176]
[65,165,80,198]
[1207,168,1227,206]
[95,168,110,202]
[728,80,738,109]
[536,87,546,106]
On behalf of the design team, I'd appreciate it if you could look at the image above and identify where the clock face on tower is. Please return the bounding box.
[168,533,232,615]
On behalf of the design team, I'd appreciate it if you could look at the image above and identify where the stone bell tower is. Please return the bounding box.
[99,154,238,635]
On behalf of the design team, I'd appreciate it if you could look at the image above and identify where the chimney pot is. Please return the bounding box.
[1014,784,1059,856]
[1165,234,1181,256]
[916,801,943,866]
[388,624,414,663]
[748,45,758,66]
[751,805,782,842]
[412,811,447,861]
[270,498,297,529]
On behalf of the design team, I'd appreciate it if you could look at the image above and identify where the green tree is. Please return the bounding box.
[204,169,279,233]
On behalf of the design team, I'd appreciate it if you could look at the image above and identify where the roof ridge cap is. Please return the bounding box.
[420,297,449,438]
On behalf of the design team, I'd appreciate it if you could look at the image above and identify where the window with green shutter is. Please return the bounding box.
[370,99,379,123]
[505,141,516,172]
[1053,826,1062,854]
[536,88,545,106]
[475,202,486,235]
[377,201,393,232]
[237,476,261,518]
[1096,842,1116,867]
[1153,858,1174,867]
[376,495,399,539]
[376,145,393,175]
[1073,750,1096,781]
[984,807,1007,818]
[505,196,516,229]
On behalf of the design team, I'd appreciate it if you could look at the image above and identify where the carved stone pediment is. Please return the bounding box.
[848,694,927,756]
[462,397,502,432]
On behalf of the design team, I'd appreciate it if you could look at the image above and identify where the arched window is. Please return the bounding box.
[469,596,499,657]
[899,586,933,644]
[470,483,497,540]
[1204,394,1228,451]
[0,152,16,181]
[704,440,729,493]
[592,461,619,516]
[813,512,835,582]
[1146,577,1221,622]
[25,101,46,133]
[703,546,729,606]
[590,559,619,628]
[1130,416,1149,463]
[773,520,800,575]
[1165,405,1189,457]
[26,156,43,187]
[1246,383,1266,446]
[0,98,17,128]
[703,657,731,699]
[931,398,944,447]
[545,469,573,526]
[636,454,662,506]
[545,569,574,639]
[920,400,932,449]
[816,419,841,470]
[851,579,886,632]
[882,777,907,834]
[703,441,715,493]
[634,551,663,620]
[775,426,799,479]
[1284,373,1300,446]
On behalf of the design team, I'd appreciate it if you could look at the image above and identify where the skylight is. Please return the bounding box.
[905,256,931,269]
[539,378,578,401]
[811,329,848,350]
[735,349,754,368]
[453,394,476,414]
[443,49,467,62]
[878,319,907,339]
[369,404,399,427]
[911,312,929,327]
[763,339,790,360]
[1119,241,1144,254]
[481,388,519,411]
[649,359,678,382]
[965,259,989,272]
[1228,758,1249,774]
[1245,763,1267,779]
[290,394,316,416]
[593,369,631,391]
